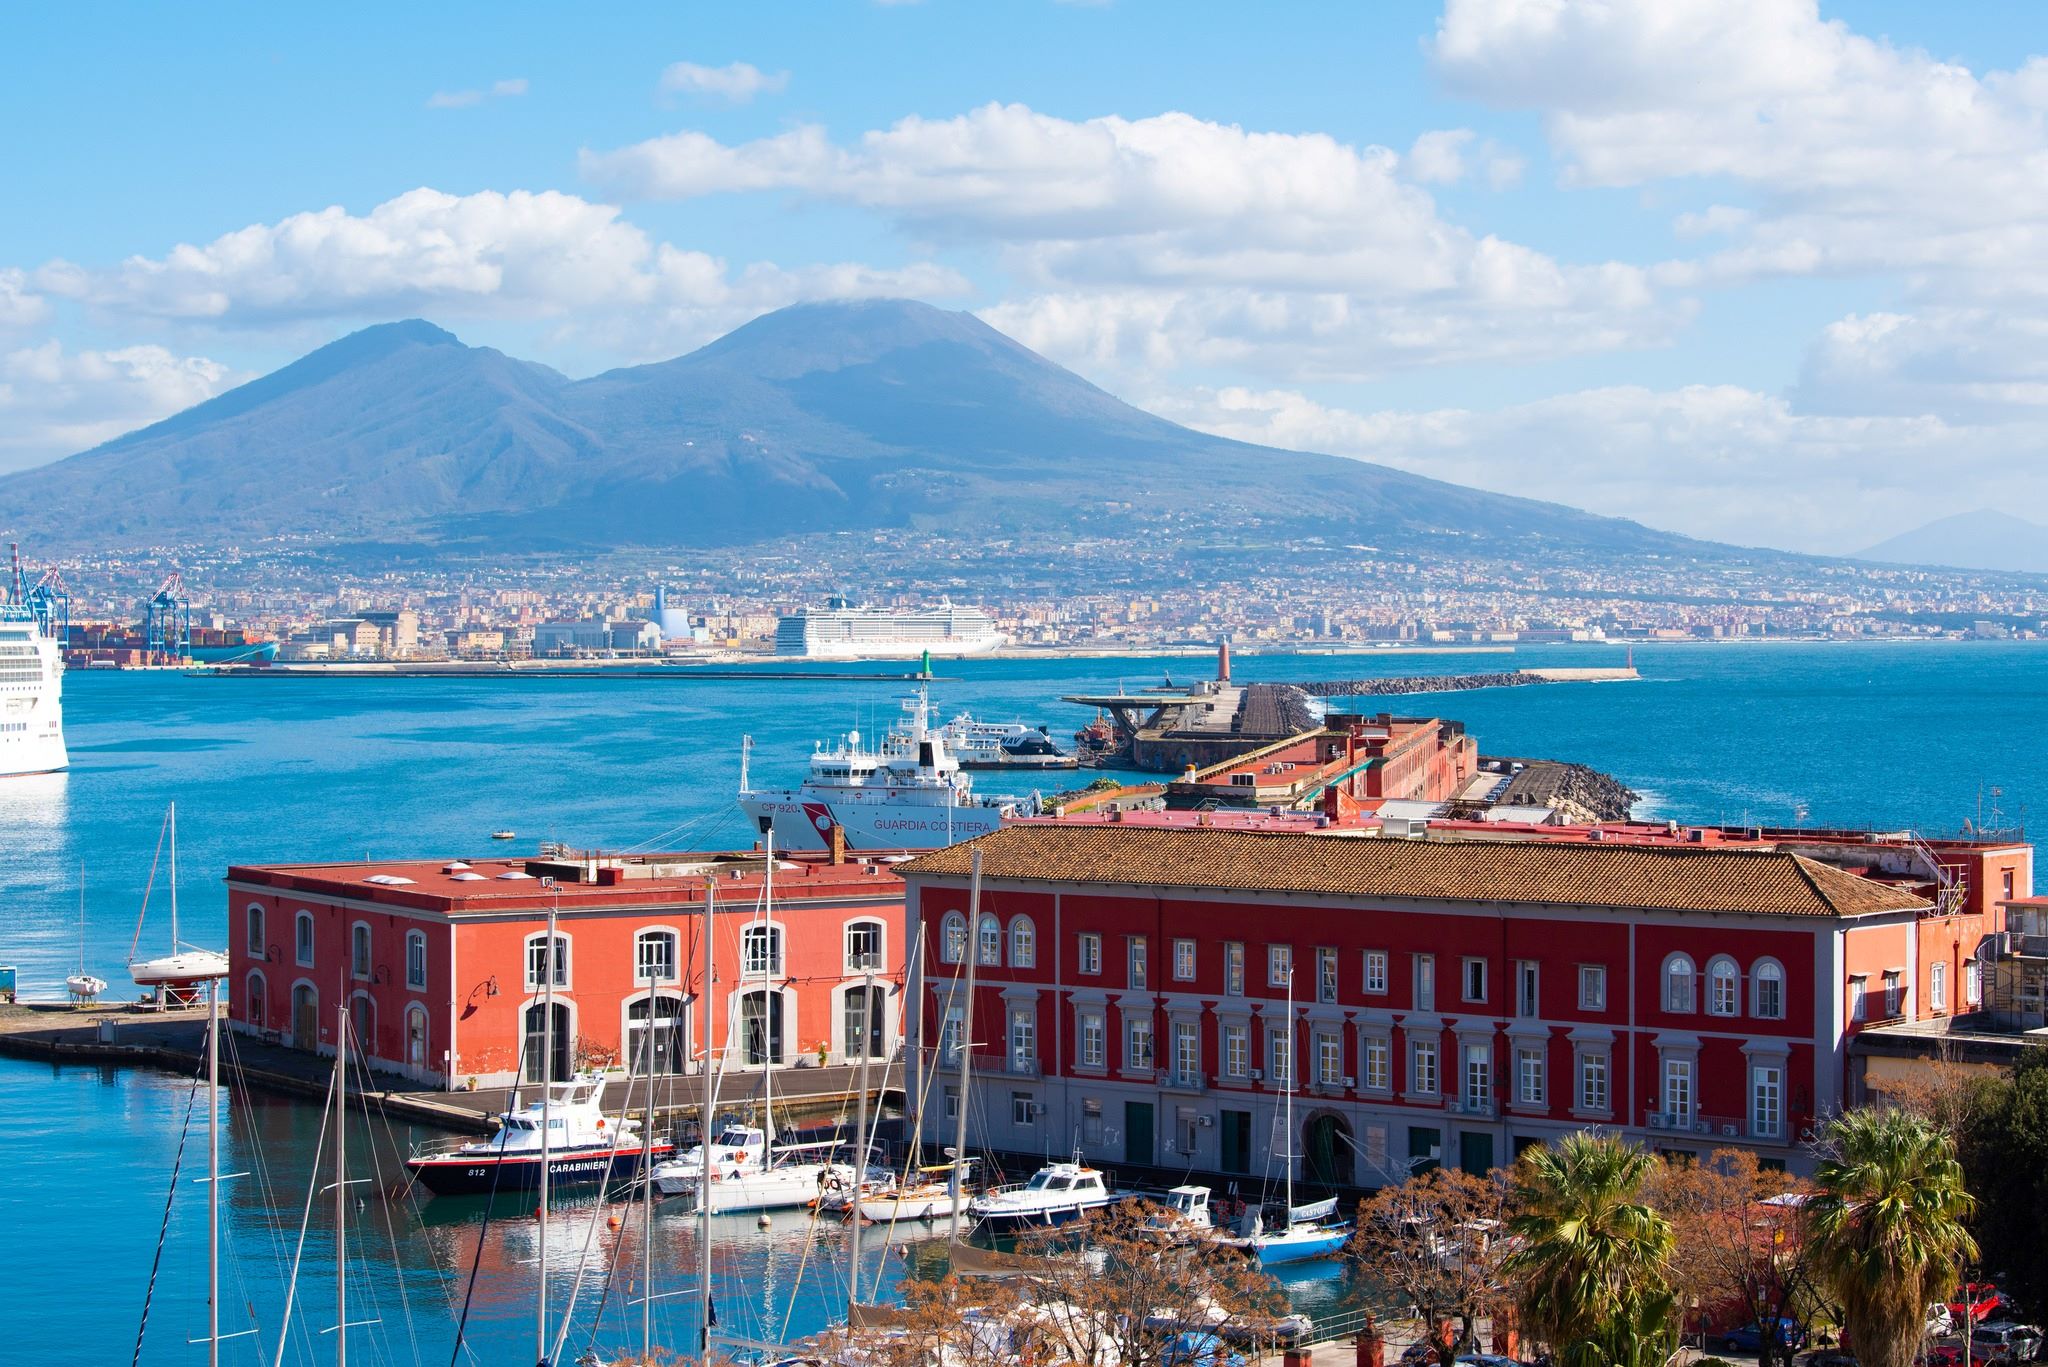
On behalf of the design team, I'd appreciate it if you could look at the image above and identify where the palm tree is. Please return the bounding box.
[1503,1133,1677,1367]
[1808,1108,1978,1367]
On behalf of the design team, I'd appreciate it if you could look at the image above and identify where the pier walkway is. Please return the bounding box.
[0,1002,902,1135]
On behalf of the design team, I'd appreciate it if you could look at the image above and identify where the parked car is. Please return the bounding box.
[1720,1320,1811,1355]
[1951,1286,2015,1325]
[1928,1306,1958,1339]
[1971,1322,2043,1363]
[1803,1352,1857,1367]
[1162,1332,1248,1367]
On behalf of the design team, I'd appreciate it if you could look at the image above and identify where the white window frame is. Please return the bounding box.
[1317,947,1339,1004]
[1882,969,1903,1019]
[1267,943,1293,988]
[977,914,1001,967]
[1516,1045,1545,1106]
[524,931,570,990]
[1012,1091,1036,1127]
[940,1004,965,1061]
[1753,959,1785,1020]
[1414,953,1436,1012]
[350,921,373,982]
[1577,1048,1610,1114]
[1410,1037,1439,1096]
[1222,1022,1249,1078]
[1966,959,1983,1007]
[1270,1023,1293,1088]
[1707,956,1740,1017]
[1009,1006,1036,1072]
[1751,1061,1784,1140]
[246,904,266,958]
[1078,1010,1105,1069]
[1461,957,1488,1004]
[1175,1020,1202,1085]
[1849,974,1868,1022]
[1362,1033,1390,1091]
[741,923,784,979]
[1463,1042,1491,1111]
[1578,963,1607,1011]
[1077,932,1102,976]
[1663,954,1697,1014]
[1224,942,1245,997]
[1127,936,1148,990]
[405,929,427,990]
[1125,1012,1153,1071]
[1515,960,1539,1019]
[844,919,885,974]
[1008,916,1036,969]
[295,910,315,968]
[1930,960,1948,1013]
[635,927,679,984]
[1317,1029,1342,1086]
[1662,1056,1695,1124]
[941,912,967,964]
[1364,949,1388,995]
[1173,938,1197,982]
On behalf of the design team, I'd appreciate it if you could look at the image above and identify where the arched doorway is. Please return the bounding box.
[843,984,886,1061]
[349,992,376,1057]
[406,1006,429,1077]
[290,982,318,1051]
[738,990,783,1066]
[626,995,688,1075]
[523,1002,572,1083]
[1303,1112,1354,1188]
[245,971,266,1029]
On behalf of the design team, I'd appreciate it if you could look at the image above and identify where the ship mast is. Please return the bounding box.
[698,877,718,1359]
[848,969,873,1314]
[640,951,656,1366]
[947,849,982,1243]
[537,888,557,1367]
[335,1002,348,1367]
[1283,968,1295,1220]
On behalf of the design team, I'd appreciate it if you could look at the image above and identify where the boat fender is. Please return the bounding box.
[596,1118,605,1129]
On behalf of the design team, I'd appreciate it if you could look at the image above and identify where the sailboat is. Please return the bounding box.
[128,802,229,1004]
[65,863,106,1003]
[1214,969,1349,1265]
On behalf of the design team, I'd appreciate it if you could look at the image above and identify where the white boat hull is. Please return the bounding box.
[739,791,1006,852]
[658,1161,856,1212]
[0,727,67,778]
[854,1187,967,1223]
[131,950,230,985]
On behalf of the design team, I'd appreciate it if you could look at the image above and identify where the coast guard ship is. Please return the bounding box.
[1,544,67,778]
[737,685,1027,851]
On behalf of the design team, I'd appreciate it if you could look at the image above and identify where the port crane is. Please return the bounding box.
[144,570,191,663]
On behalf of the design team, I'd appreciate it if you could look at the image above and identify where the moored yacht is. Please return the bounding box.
[405,1074,669,1195]
[940,714,1078,771]
[850,1157,983,1224]
[968,1159,1115,1234]
[0,543,66,779]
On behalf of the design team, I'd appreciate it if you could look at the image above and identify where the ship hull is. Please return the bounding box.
[0,715,66,778]
[969,1197,1113,1235]
[406,1142,669,1196]
[739,791,1007,851]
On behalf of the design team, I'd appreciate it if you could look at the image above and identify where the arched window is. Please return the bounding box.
[626,995,688,1075]
[1706,956,1739,1016]
[635,928,679,983]
[741,924,783,978]
[1662,954,1696,1014]
[738,989,784,1066]
[245,970,267,1027]
[523,1000,572,1083]
[524,931,570,990]
[246,904,266,958]
[845,919,885,973]
[405,930,427,990]
[405,1005,429,1071]
[940,912,967,964]
[350,922,372,981]
[844,984,887,1060]
[1009,916,1036,969]
[294,911,315,967]
[1752,959,1785,1020]
[977,914,1002,966]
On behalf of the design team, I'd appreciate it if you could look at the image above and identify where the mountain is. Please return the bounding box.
[1857,510,2048,575]
[0,300,1703,558]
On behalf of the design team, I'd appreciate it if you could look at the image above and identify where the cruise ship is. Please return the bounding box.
[737,686,1029,851]
[773,597,1006,659]
[1,545,67,778]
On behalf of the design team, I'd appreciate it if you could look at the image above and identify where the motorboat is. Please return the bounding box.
[1131,1184,1215,1242]
[650,1122,770,1195]
[491,830,516,840]
[851,1158,982,1223]
[654,1138,870,1214]
[941,714,1078,771]
[405,1074,669,1195]
[968,1159,1114,1234]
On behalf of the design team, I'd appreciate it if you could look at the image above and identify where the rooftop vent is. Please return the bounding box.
[442,862,472,873]
[449,871,486,882]
[495,870,536,881]
[363,873,415,886]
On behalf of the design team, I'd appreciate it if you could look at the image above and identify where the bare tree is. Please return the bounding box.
[1350,1167,1515,1366]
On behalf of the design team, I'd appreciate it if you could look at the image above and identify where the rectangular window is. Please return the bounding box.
[1364,949,1388,995]
[526,935,568,989]
[1578,1050,1610,1114]
[1127,937,1148,990]
[1173,938,1197,982]
[1317,1030,1342,1086]
[978,916,1001,966]
[1515,961,1540,1019]
[1755,966,1784,1020]
[351,926,371,981]
[637,931,676,983]
[1079,1011,1105,1068]
[1268,943,1293,988]
[1849,974,1868,1022]
[1663,1057,1695,1124]
[1966,960,1983,1007]
[1270,1025,1293,1088]
[941,1005,965,1061]
[1578,964,1607,1011]
[406,933,427,990]
[1414,954,1436,1012]
[1882,970,1903,1019]
[1516,1046,1545,1106]
[1411,1038,1439,1096]
[1463,1042,1491,1111]
[1174,1021,1201,1084]
[247,907,265,958]
[1363,1034,1390,1091]
[295,914,314,967]
[1751,1063,1783,1139]
[1224,942,1245,997]
[1009,1007,1036,1072]
[1930,960,1948,1013]
[1462,958,1488,1004]
[943,1085,960,1119]
[1078,932,1102,976]
[1125,1014,1153,1071]
[1317,947,1339,1004]
[742,926,782,977]
[1011,1091,1036,1127]
[1222,1022,1248,1078]
[845,922,882,972]
[1081,1099,1104,1144]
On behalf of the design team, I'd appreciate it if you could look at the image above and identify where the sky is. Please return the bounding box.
[3,0,2046,554]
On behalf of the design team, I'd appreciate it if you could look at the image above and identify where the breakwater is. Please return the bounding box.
[1299,666,1637,697]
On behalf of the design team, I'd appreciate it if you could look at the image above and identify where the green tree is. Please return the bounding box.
[1502,1134,1677,1367]
[1808,1108,1978,1367]
[1956,1048,2048,1318]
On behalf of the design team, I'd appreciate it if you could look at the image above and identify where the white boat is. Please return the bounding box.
[940,714,1078,771]
[852,1158,982,1224]
[1133,1184,1215,1242]
[968,1159,1115,1235]
[649,1123,770,1196]
[127,803,230,1004]
[406,1074,667,1195]
[491,829,516,840]
[66,864,105,1003]
[659,1141,867,1214]
[737,685,1028,852]
[774,597,1006,660]
[0,543,67,779]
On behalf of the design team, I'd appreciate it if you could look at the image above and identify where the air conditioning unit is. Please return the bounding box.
[1029,1102,1047,1117]
[1692,1121,1712,1135]
[1647,1113,1669,1130]
[1341,1076,1356,1089]
[1250,1069,1263,1081]
[1720,1123,1739,1138]
[1196,1115,1214,1128]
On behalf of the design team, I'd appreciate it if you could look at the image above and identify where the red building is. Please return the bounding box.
[226,847,908,1089]
[898,824,2029,1186]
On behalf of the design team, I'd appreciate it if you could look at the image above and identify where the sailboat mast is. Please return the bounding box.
[641,953,655,1367]
[698,879,717,1359]
[848,970,873,1312]
[761,832,774,1140]
[947,849,982,1242]
[538,892,556,1367]
[207,974,220,1367]
[169,801,179,949]
[335,1002,348,1367]
[1283,968,1294,1214]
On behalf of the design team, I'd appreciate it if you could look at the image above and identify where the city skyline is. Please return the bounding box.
[6,1,2048,554]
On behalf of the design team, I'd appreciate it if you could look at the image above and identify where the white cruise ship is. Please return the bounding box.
[737,686,1028,851]
[1,545,67,778]
[774,597,1006,659]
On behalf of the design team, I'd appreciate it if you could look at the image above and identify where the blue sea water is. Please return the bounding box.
[2,640,2043,1364]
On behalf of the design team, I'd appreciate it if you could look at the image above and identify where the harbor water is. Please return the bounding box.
[3,640,2045,1364]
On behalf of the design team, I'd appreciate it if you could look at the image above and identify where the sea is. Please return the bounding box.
[3,640,2044,1366]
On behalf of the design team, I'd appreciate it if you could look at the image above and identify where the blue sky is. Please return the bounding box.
[4,0,2046,552]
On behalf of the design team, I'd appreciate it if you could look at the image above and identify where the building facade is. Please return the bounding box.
[226,847,909,1088]
[899,824,2013,1188]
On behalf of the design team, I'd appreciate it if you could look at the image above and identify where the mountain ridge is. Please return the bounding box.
[0,299,1709,559]
[1858,509,2048,575]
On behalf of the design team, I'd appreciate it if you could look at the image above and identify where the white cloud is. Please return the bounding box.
[583,102,1675,378]
[1406,129,1474,185]
[658,60,788,104]
[1152,377,2027,554]
[0,341,242,473]
[0,269,46,329]
[426,77,529,110]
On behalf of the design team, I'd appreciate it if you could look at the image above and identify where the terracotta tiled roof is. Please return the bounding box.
[901,825,1927,919]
